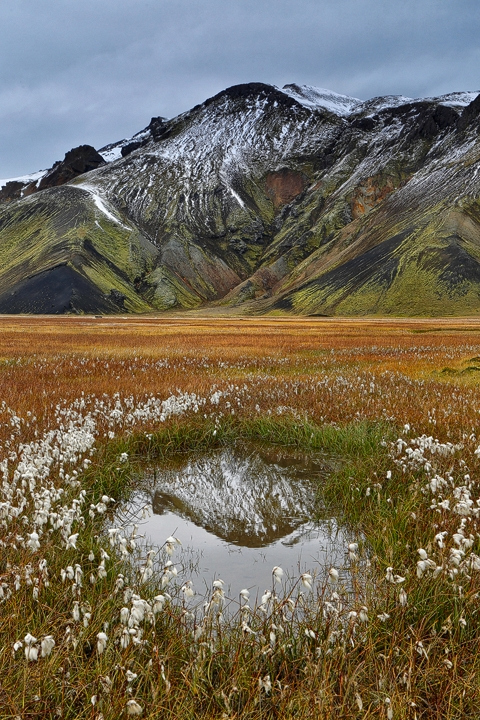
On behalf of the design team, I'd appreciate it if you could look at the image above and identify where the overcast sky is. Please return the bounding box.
[1,0,479,177]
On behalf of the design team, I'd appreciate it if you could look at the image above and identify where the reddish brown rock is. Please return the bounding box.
[265,169,308,209]
[350,175,400,219]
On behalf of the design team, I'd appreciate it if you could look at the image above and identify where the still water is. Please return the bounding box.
[115,444,351,600]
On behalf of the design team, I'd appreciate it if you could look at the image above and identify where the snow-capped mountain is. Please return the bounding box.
[1,81,480,315]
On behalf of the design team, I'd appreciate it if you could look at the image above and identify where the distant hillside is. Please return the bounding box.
[1,82,480,315]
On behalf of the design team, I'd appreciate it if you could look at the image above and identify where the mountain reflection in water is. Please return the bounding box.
[116,444,350,595]
[148,444,328,547]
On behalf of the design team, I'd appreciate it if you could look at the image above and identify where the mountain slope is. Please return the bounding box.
[1,82,480,315]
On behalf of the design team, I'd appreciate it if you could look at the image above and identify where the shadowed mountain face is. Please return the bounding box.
[2,82,480,315]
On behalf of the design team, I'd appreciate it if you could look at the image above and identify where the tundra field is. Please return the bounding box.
[3,315,480,719]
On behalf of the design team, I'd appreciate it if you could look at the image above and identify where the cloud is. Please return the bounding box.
[0,0,478,176]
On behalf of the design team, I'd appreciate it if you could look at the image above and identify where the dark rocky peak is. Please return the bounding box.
[395,102,459,141]
[0,180,25,204]
[38,145,106,190]
[283,83,308,95]
[120,117,169,149]
[349,98,458,141]
[148,116,168,132]
[120,138,149,157]
[204,82,300,110]
[63,144,105,173]
[0,145,106,205]
[171,82,312,129]
[457,93,480,132]
[148,116,173,142]
[148,82,322,147]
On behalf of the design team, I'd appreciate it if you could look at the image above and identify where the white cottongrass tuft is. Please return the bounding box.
[328,567,339,583]
[24,633,39,661]
[377,613,391,622]
[259,675,272,694]
[261,590,272,606]
[153,595,166,614]
[181,581,194,598]
[272,566,284,583]
[126,699,143,715]
[165,535,181,556]
[41,635,55,657]
[96,631,108,655]
[27,532,40,551]
[25,645,39,661]
[301,573,313,590]
[66,533,78,550]
[359,606,369,623]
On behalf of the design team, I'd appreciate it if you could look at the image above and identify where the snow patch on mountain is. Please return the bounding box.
[226,185,245,208]
[424,91,480,108]
[98,143,124,163]
[282,83,361,116]
[71,183,132,230]
[0,169,47,190]
[354,95,414,116]
[99,128,152,163]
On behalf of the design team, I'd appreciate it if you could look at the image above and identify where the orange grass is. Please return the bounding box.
[0,315,479,442]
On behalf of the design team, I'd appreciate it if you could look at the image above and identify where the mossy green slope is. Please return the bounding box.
[269,170,480,317]
[0,186,156,313]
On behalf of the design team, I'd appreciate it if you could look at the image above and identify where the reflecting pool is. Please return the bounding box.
[115,444,351,599]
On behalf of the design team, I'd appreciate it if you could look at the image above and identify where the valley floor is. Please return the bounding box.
[1,316,480,718]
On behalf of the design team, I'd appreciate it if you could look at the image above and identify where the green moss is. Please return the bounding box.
[80,262,151,313]
[288,211,480,317]
[146,266,202,310]
[241,176,275,225]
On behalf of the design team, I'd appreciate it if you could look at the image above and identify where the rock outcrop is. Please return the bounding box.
[37,145,106,190]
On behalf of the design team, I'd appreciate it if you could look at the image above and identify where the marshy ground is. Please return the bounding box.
[1,315,480,718]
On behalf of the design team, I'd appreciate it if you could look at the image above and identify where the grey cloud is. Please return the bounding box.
[1,0,479,176]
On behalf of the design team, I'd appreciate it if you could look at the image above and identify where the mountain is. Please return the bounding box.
[1,82,480,315]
